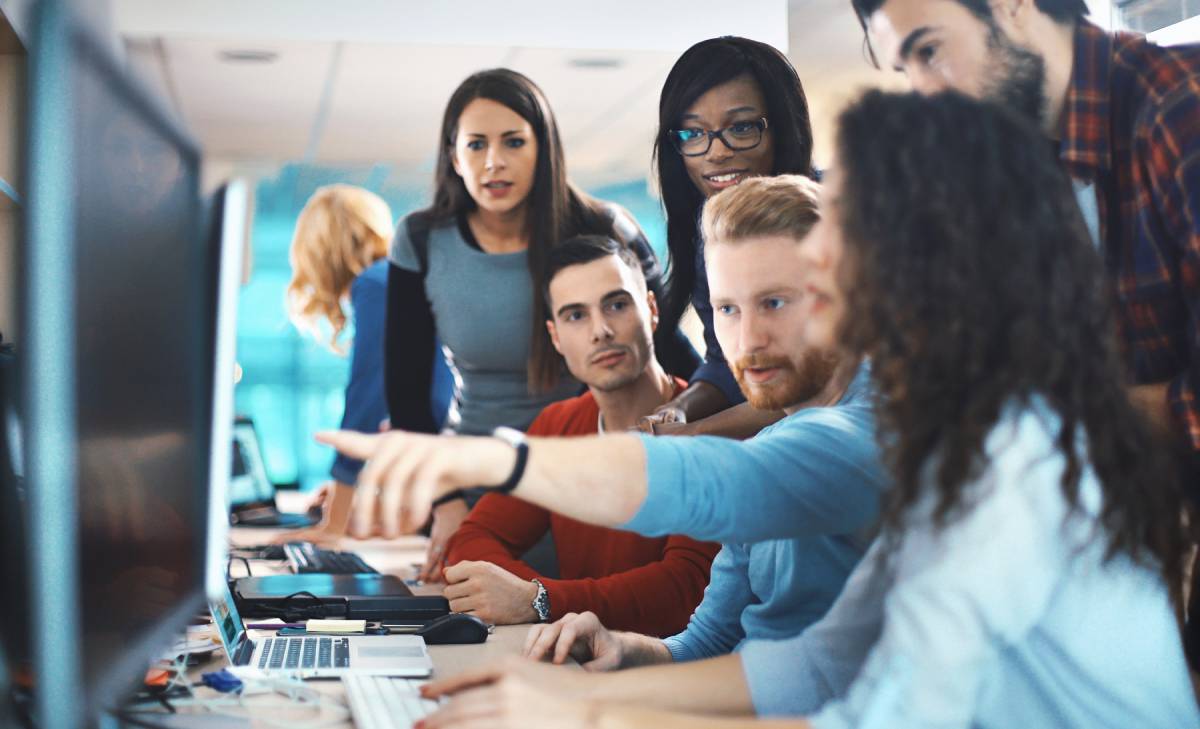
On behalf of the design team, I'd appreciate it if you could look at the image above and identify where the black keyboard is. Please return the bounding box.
[283,541,380,574]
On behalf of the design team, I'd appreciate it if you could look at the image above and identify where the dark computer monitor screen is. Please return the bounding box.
[0,344,29,682]
[68,28,208,712]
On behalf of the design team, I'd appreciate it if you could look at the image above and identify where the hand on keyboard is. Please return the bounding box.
[417,656,596,728]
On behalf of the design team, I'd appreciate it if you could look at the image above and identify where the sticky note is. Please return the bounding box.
[306,619,366,634]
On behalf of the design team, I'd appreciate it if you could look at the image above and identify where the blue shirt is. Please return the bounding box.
[626,362,884,545]
[659,363,883,662]
[330,260,453,483]
[745,401,1199,728]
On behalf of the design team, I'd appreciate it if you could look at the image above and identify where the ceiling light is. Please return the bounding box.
[219,50,279,63]
[568,57,623,69]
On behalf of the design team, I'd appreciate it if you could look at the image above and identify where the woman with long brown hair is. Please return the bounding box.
[386,69,698,580]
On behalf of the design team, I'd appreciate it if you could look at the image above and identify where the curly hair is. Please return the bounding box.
[835,90,1190,592]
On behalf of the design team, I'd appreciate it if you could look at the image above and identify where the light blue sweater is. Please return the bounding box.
[630,397,1200,728]
[658,362,886,661]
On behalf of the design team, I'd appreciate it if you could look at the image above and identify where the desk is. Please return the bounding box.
[172,501,560,728]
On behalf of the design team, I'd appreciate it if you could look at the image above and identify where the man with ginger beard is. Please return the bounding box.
[520,175,888,673]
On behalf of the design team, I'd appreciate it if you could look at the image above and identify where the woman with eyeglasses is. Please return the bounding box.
[639,36,817,437]
[386,69,700,581]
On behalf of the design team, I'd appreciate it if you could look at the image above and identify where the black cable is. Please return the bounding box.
[225,555,253,581]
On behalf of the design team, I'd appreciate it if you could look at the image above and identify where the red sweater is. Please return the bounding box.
[445,381,720,637]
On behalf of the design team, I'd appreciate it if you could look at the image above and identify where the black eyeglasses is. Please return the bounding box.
[667,118,769,157]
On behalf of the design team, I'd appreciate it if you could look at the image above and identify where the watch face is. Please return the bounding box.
[532,580,550,621]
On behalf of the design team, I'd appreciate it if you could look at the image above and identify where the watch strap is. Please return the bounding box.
[489,427,529,494]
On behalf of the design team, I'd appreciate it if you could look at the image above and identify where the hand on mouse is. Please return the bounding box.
[522,611,622,671]
[442,561,539,624]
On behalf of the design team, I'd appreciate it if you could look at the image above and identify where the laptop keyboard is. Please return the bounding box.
[283,541,380,574]
[343,675,437,729]
[257,636,349,669]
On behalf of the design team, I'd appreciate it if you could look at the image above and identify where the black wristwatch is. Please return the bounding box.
[489,426,529,494]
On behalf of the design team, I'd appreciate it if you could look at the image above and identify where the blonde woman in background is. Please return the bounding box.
[281,184,453,545]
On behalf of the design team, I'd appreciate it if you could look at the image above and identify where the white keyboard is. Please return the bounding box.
[343,675,439,729]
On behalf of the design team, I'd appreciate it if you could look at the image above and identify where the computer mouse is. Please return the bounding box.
[415,613,490,645]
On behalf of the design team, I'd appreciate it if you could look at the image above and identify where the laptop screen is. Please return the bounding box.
[229,420,274,507]
[209,583,247,659]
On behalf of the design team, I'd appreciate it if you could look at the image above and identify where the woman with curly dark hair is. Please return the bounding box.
[792,89,1197,727]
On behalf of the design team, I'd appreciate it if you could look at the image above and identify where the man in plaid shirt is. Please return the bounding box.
[850,0,1200,652]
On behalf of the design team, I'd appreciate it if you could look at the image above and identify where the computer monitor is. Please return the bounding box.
[205,180,249,600]
[0,342,28,705]
[22,3,212,724]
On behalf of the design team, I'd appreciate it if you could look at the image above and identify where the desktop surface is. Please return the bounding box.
[170,511,577,728]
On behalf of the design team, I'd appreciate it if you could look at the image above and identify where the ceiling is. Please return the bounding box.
[113,0,906,189]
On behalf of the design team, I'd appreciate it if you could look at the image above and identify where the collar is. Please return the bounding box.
[1058,20,1115,179]
[598,375,686,434]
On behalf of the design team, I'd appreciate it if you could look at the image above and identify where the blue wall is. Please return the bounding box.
[234,164,666,489]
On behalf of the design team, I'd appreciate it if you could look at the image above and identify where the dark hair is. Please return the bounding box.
[542,235,643,313]
[835,90,1190,596]
[417,68,621,391]
[849,0,1089,67]
[654,37,814,337]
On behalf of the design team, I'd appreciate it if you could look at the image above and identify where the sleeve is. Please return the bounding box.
[384,262,439,433]
[739,539,889,717]
[330,273,390,484]
[661,544,751,662]
[623,406,885,543]
[810,465,1062,729]
[688,245,744,403]
[1145,97,1200,466]
[442,491,551,581]
[443,408,560,577]
[539,533,719,637]
[609,204,701,380]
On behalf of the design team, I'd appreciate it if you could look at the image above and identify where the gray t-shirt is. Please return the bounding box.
[390,219,580,435]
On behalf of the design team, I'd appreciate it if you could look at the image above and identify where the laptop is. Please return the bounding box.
[209,580,433,679]
[228,416,318,528]
[233,573,450,623]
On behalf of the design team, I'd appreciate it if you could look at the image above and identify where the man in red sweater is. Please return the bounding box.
[441,235,719,635]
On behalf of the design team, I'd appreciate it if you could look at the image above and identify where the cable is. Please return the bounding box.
[118,674,350,729]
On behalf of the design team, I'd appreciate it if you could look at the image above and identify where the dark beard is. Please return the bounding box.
[983,25,1047,125]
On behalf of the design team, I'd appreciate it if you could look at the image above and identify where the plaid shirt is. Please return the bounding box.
[1059,21,1200,459]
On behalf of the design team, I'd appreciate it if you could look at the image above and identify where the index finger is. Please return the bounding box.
[522,623,551,658]
[420,661,508,699]
[315,430,380,460]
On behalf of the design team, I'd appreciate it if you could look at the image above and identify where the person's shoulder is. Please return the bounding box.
[528,391,600,436]
[758,398,877,445]
[360,258,390,285]
[391,211,460,268]
[349,259,389,302]
[1112,33,1200,116]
